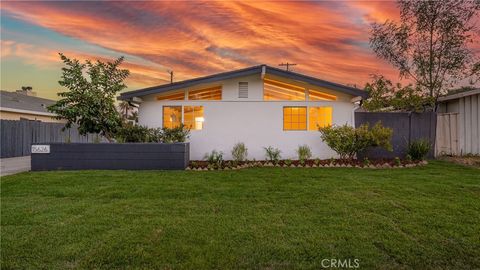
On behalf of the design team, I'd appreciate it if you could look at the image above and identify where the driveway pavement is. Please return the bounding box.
[1,156,31,176]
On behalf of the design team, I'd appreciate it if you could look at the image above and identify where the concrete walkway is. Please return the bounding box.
[0,156,31,176]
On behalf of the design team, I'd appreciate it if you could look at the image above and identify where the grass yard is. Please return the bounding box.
[1,161,479,269]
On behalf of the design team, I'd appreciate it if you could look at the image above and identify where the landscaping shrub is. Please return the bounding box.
[297,145,312,161]
[204,150,224,169]
[407,139,431,161]
[231,142,248,162]
[115,123,160,143]
[319,122,393,159]
[160,124,190,143]
[264,146,281,164]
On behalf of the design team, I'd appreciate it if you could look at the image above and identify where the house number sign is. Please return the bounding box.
[31,145,50,154]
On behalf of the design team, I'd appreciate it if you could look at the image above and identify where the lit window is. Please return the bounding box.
[157,91,185,101]
[284,107,307,130]
[308,89,337,101]
[184,106,204,130]
[309,107,332,130]
[188,86,222,100]
[264,78,305,101]
[163,106,182,128]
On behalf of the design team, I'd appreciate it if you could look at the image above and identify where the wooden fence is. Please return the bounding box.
[355,112,437,159]
[0,120,104,158]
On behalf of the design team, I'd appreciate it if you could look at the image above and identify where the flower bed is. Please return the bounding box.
[187,158,428,171]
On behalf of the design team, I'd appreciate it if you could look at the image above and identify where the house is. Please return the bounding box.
[0,90,60,122]
[119,65,367,160]
[436,88,479,156]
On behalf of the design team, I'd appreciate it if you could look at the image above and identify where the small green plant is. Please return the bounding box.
[314,158,321,166]
[231,142,248,162]
[204,150,224,169]
[190,161,198,168]
[394,157,402,166]
[264,146,281,164]
[299,159,306,166]
[407,139,431,161]
[363,157,371,166]
[406,154,413,163]
[284,159,292,166]
[296,145,312,161]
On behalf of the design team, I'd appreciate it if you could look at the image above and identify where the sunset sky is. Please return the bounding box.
[2,1,414,100]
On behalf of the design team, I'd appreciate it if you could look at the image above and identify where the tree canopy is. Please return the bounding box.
[48,53,130,141]
[370,0,480,100]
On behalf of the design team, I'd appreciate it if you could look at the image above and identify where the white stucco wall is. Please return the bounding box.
[138,75,357,160]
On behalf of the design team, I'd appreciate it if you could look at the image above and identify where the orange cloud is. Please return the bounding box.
[1,1,407,89]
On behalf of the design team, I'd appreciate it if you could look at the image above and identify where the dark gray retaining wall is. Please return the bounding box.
[31,143,189,171]
[355,112,436,159]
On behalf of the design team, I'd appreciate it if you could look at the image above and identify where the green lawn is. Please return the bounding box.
[1,161,479,269]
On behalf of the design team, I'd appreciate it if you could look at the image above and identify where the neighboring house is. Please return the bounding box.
[0,90,60,122]
[119,65,367,160]
[436,88,480,156]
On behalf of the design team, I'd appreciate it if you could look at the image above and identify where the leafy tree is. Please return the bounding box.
[48,53,129,141]
[363,75,435,112]
[370,0,480,100]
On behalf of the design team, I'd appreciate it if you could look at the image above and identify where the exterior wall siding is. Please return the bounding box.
[138,75,356,160]
[438,93,480,155]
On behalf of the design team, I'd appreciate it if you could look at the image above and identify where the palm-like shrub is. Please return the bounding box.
[264,146,281,164]
[407,139,431,161]
[204,150,224,169]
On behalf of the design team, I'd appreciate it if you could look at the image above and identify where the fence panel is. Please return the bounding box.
[355,112,437,159]
[0,120,105,158]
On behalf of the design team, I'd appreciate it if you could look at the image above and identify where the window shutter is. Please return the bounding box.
[238,82,248,98]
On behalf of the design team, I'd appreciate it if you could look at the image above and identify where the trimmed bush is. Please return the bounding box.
[319,122,393,159]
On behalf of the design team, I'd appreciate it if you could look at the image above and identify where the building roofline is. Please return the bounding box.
[119,64,367,100]
[0,107,57,117]
[438,88,480,102]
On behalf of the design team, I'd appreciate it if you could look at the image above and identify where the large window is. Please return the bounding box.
[264,79,306,101]
[188,86,222,100]
[163,106,182,128]
[309,107,332,130]
[184,106,204,130]
[283,107,307,130]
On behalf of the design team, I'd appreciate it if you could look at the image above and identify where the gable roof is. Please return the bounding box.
[119,64,367,100]
[0,90,57,115]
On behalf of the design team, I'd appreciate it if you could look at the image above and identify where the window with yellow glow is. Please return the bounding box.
[184,106,204,130]
[283,107,307,130]
[308,89,337,101]
[163,106,182,128]
[309,107,332,130]
[264,79,306,101]
[188,86,222,100]
[157,91,185,101]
